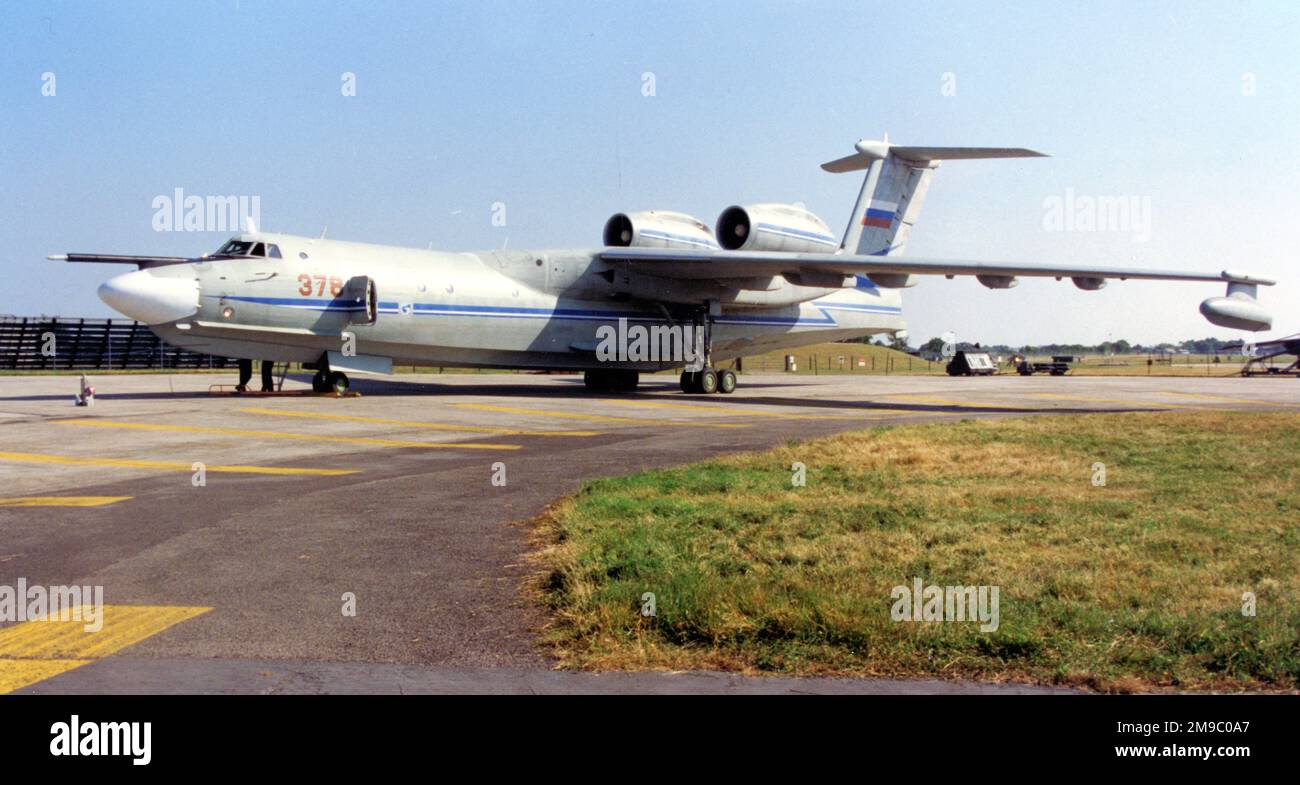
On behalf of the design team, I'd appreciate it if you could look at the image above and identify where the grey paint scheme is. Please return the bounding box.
[147,233,903,371]
[76,140,1278,368]
[99,223,1277,373]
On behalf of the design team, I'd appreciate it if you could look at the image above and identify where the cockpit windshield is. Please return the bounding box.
[216,240,254,256]
[212,240,281,259]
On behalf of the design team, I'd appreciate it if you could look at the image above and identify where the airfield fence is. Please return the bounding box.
[0,315,238,370]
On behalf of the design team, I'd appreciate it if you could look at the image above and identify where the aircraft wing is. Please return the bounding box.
[49,253,193,269]
[597,247,1276,286]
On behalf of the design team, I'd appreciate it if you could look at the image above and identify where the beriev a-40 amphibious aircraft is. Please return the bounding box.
[57,138,1275,394]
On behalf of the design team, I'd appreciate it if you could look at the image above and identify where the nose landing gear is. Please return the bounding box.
[311,369,350,394]
[308,351,351,394]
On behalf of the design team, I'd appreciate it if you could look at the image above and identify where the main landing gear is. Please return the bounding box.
[680,367,736,395]
[583,369,639,392]
[676,303,736,394]
[581,302,738,395]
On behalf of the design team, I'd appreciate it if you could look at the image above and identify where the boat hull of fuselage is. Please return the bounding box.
[153,294,904,371]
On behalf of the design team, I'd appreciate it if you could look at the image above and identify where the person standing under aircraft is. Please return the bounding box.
[235,358,252,393]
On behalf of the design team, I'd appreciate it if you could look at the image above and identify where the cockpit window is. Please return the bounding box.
[212,240,281,259]
[215,240,254,257]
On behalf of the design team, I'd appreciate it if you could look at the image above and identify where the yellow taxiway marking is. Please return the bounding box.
[53,418,521,451]
[0,604,210,693]
[1160,391,1300,407]
[595,399,874,420]
[0,450,358,476]
[239,407,602,437]
[1028,392,1201,409]
[451,403,751,428]
[0,496,131,508]
[0,660,89,693]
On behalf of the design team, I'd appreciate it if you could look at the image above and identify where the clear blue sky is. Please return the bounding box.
[3,0,1297,345]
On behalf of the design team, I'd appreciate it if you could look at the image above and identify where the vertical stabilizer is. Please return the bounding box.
[821,140,1047,257]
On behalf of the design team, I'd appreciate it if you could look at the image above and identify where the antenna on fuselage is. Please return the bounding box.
[319,226,328,239]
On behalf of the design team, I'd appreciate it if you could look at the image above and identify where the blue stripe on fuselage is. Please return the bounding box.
[224,295,901,327]
[205,294,366,311]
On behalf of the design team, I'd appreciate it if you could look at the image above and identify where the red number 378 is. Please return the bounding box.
[298,274,343,297]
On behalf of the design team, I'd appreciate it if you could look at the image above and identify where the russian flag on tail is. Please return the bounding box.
[861,199,897,229]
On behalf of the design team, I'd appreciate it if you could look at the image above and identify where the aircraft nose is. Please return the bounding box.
[98,270,199,324]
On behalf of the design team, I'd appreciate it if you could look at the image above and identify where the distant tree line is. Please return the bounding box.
[847,335,1242,355]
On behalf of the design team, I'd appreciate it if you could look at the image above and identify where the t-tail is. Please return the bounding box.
[822,139,1048,257]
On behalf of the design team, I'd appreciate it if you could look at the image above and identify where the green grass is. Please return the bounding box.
[1041,353,1277,377]
[737,342,942,375]
[531,411,1300,691]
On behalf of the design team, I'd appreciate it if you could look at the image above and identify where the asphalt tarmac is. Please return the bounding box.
[1,371,1295,694]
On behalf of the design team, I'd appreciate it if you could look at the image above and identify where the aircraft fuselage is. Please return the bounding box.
[135,232,904,373]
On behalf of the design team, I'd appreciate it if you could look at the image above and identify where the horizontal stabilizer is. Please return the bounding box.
[821,142,1048,173]
[889,146,1048,162]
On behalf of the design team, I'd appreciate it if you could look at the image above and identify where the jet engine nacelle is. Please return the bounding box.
[715,204,839,254]
[1072,276,1107,291]
[603,211,718,250]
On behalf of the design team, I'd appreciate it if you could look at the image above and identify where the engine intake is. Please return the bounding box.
[603,211,717,250]
[715,204,838,254]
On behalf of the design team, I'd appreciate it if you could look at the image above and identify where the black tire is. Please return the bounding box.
[680,371,699,393]
[311,370,330,392]
[717,369,737,394]
[585,369,638,393]
[699,368,719,394]
[615,370,639,392]
[327,371,349,394]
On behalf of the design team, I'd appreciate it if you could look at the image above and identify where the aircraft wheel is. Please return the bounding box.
[327,371,349,394]
[680,371,699,393]
[698,368,719,394]
[717,369,737,394]
[311,369,331,392]
[614,370,639,392]
[585,369,639,393]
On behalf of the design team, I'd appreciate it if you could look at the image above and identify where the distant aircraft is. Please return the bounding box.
[1229,333,1300,376]
[55,138,1275,394]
